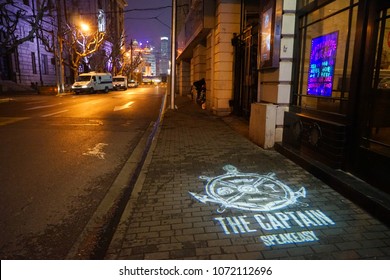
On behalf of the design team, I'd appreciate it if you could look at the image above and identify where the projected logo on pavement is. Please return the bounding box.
[189,165,336,247]
[190,165,307,213]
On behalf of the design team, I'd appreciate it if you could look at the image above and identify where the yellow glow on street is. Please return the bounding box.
[0,117,29,126]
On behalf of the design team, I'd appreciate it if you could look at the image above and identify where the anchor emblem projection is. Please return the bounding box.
[189,165,307,213]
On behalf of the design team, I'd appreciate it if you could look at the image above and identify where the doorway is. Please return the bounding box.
[353,0,390,192]
[232,25,258,119]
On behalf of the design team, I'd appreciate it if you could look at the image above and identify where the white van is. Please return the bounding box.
[72,72,113,94]
[113,75,128,90]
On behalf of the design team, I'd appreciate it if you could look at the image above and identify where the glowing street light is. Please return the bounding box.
[80,22,90,33]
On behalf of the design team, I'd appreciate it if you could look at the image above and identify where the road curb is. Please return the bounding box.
[104,110,164,259]
[66,92,167,259]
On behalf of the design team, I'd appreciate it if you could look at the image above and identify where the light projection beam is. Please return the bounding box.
[189,165,337,247]
[260,231,319,246]
[214,210,335,235]
[190,165,308,213]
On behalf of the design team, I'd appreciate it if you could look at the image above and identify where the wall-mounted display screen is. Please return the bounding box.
[258,0,282,70]
[307,31,339,97]
[260,7,273,64]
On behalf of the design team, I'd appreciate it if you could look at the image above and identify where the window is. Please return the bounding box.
[373,9,390,89]
[364,8,390,156]
[41,54,48,75]
[31,52,37,74]
[0,30,5,43]
[294,0,358,115]
[14,54,19,73]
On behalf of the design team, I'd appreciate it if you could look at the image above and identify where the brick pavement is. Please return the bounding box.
[105,95,390,260]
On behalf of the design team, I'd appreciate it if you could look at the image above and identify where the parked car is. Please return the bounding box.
[113,75,128,90]
[72,72,113,94]
[128,80,138,88]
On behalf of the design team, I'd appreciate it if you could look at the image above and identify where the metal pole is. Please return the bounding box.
[170,0,176,109]
[32,0,43,86]
[130,39,133,80]
[56,0,65,93]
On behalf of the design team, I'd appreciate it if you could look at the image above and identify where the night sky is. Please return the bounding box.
[125,0,172,46]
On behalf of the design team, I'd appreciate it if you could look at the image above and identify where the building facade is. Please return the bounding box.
[176,0,390,195]
[57,0,127,84]
[142,46,157,77]
[177,0,242,115]
[0,0,127,91]
[0,0,57,90]
[158,36,170,75]
[279,0,390,193]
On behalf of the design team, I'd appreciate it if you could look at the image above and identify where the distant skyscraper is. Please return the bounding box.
[142,46,157,76]
[159,37,169,75]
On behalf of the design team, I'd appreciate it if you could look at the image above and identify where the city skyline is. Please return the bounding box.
[125,0,171,45]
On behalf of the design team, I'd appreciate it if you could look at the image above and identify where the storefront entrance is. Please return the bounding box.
[232,25,259,120]
[281,0,389,193]
[351,0,390,191]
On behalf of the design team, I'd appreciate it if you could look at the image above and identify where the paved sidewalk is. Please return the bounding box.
[105,95,390,260]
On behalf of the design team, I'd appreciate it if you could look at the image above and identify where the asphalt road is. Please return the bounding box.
[0,86,165,259]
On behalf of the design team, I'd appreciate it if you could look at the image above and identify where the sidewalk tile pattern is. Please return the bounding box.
[106,97,390,260]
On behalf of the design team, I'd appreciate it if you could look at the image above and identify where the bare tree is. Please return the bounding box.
[63,24,105,81]
[107,32,126,76]
[0,0,52,54]
[35,2,107,85]
[80,32,124,75]
[121,51,143,79]
[88,47,108,73]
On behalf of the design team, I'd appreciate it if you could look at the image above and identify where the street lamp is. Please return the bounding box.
[80,22,90,33]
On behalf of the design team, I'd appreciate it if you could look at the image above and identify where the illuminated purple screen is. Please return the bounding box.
[307,31,339,97]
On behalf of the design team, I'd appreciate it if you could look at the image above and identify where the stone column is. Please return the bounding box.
[192,44,207,82]
[178,60,191,97]
[254,0,297,147]
[212,0,241,116]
